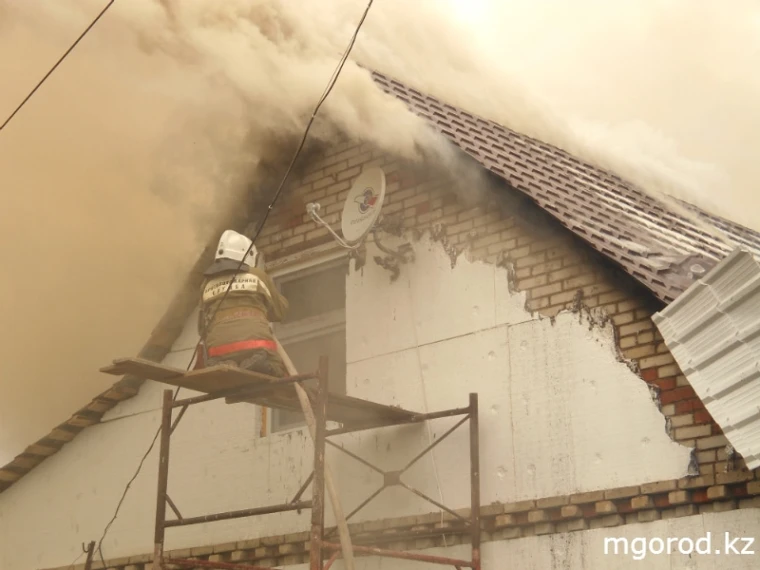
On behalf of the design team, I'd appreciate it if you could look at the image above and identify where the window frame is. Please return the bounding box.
[263,251,348,436]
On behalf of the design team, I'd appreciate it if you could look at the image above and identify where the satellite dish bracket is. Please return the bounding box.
[306,166,414,278]
[371,222,414,264]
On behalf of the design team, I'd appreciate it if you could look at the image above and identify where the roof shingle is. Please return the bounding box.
[371,70,760,303]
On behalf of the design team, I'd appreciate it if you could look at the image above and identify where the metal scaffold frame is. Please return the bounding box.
[150,357,481,570]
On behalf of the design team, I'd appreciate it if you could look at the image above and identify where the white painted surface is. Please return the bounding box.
[406,239,498,346]
[0,238,695,569]
[508,316,684,499]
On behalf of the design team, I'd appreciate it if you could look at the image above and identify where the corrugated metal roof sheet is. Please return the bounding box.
[652,248,760,469]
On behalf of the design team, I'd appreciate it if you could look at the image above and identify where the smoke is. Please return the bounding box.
[1,0,759,462]
[97,0,760,231]
[449,0,760,231]
[0,1,263,463]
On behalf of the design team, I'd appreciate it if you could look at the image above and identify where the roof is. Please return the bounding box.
[370,71,760,304]
[653,248,760,470]
[0,378,141,493]
[4,69,760,495]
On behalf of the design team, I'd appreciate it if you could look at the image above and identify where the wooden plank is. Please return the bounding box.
[230,389,305,413]
[100,358,186,381]
[102,356,419,425]
[330,394,415,419]
[101,357,277,393]
[180,365,276,393]
[228,390,417,424]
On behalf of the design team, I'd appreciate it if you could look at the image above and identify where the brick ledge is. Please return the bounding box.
[50,472,760,570]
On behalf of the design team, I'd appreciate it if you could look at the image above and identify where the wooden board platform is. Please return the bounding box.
[101,357,418,426]
[101,358,278,393]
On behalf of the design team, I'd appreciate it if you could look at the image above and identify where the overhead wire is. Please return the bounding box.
[94,0,374,564]
[64,550,86,570]
[0,0,117,133]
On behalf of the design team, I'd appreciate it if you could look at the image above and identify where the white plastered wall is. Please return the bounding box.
[0,238,692,569]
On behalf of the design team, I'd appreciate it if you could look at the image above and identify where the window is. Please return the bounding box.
[268,257,347,434]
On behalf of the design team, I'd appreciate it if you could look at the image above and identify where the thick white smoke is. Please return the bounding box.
[1,0,758,463]
[109,0,760,231]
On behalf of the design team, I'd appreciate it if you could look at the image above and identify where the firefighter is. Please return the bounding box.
[196,229,288,377]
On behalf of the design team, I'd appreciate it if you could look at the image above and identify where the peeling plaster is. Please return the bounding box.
[347,238,691,502]
[427,224,461,268]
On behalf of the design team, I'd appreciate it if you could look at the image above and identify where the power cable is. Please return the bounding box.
[64,550,85,570]
[96,422,164,567]
[94,0,374,564]
[0,1,116,133]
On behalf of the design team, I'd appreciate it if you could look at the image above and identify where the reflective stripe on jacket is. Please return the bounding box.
[198,264,288,354]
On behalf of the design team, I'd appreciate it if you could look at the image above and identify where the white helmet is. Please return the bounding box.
[215,230,258,267]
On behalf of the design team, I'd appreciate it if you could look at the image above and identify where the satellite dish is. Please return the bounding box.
[340,166,386,244]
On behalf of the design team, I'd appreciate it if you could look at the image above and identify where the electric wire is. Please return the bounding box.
[186,0,374,355]
[0,0,116,133]
[0,1,137,564]
[94,1,374,564]
[64,550,86,570]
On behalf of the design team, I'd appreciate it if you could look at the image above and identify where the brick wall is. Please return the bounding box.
[256,139,752,478]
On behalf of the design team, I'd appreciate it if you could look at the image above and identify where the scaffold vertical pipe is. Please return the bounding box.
[309,357,329,570]
[152,389,173,570]
[469,392,481,570]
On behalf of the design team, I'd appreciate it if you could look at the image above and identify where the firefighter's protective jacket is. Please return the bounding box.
[198,259,288,366]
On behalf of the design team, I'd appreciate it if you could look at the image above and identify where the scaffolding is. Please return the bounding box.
[101,356,481,570]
